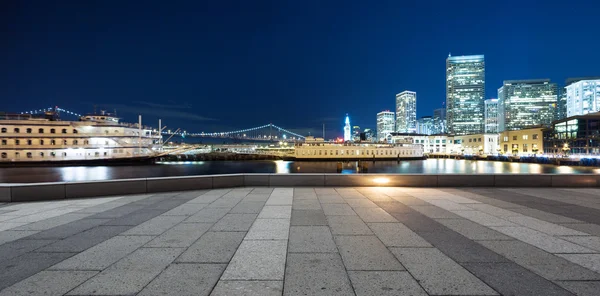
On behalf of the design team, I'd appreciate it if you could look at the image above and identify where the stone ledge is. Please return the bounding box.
[1,173,599,202]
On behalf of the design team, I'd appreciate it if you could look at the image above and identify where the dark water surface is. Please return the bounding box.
[1,159,598,183]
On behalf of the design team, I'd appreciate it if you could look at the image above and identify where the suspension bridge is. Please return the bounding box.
[19,107,306,141]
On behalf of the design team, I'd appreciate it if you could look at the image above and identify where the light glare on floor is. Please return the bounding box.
[373,177,390,184]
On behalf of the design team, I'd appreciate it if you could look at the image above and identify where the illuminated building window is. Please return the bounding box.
[0,152,6,158]
[523,144,528,152]
[51,152,56,157]
[533,134,538,140]
[50,140,56,145]
[63,140,68,145]
[73,140,78,145]
[523,135,528,140]
[0,128,6,133]
[513,136,517,140]
[26,152,32,158]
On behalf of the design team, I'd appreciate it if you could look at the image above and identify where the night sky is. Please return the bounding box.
[2,0,599,138]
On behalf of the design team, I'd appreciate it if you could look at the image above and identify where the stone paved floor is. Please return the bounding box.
[1,188,600,295]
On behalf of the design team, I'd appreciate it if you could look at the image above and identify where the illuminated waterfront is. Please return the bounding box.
[0,159,598,183]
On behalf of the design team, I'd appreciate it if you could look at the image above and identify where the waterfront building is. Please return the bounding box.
[408,134,451,154]
[565,77,600,117]
[433,107,447,134]
[453,133,499,155]
[498,79,557,132]
[352,126,360,142]
[499,127,545,156]
[395,91,417,133]
[376,111,395,142]
[296,136,423,159]
[343,114,351,142]
[446,54,485,135]
[416,116,434,135]
[543,112,600,156]
[484,99,499,133]
[361,128,374,142]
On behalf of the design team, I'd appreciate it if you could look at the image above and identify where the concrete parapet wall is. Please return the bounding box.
[1,173,600,202]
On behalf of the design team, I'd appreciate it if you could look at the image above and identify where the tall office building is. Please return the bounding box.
[376,111,395,142]
[484,98,499,133]
[395,91,417,133]
[352,126,361,142]
[497,79,557,131]
[446,55,485,135]
[433,107,446,134]
[416,116,434,135]
[565,77,600,117]
[343,115,351,142]
[557,86,567,120]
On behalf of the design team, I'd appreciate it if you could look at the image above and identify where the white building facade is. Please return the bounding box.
[484,98,499,133]
[566,78,600,117]
[376,111,395,142]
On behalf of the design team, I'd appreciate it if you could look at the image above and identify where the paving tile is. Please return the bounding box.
[265,196,293,206]
[162,202,209,216]
[245,218,290,240]
[291,199,321,210]
[290,210,327,226]
[253,188,274,194]
[121,215,186,236]
[353,207,397,222]
[511,208,584,224]
[557,254,600,273]
[464,203,522,217]
[390,195,430,206]
[334,235,403,271]
[10,213,92,231]
[390,247,498,295]
[50,235,154,270]
[211,214,257,232]
[102,209,167,226]
[318,195,346,204]
[418,230,509,263]
[229,201,265,214]
[434,218,514,241]
[561,236,600,252]
[24,218,110,240]
[258,205,292,219]
[176,232,245,263]
[462,262,573,296]
[185,208,230,223]
[288,226,337,253]
[479,240,600,280]
[345,199,378,208]
[220,240,287,280]
[146,223,212,248]
[138,263,225,296]
[36,226,130,253]
[0,230,38,246]
[211,280,282,296]
[0,252,76,291]
[321,204,356,216]
[425,199,474,211]
[374,201,413,213]
[562,223,600,236]
[243,194,271,202]
[451,210,516,227]
[88,204,145,219]
[491,226,595,254]
[327,215,373,235]
[348,271,428,296]
[505,216,589,236]
[0,270,98,296]
[206,197,243,209]
[409,205,463,219]
[67,247,183,296]
[388,212,449,233]
[556,281,600,296]
[367,222,431,247]
[283,253,353,296]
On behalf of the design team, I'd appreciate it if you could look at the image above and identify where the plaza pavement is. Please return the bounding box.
[0,187,600,295]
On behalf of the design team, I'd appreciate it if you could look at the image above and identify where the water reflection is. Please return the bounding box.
[0,159,598,183]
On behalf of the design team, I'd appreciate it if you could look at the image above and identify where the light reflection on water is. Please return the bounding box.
[0,159,599,183]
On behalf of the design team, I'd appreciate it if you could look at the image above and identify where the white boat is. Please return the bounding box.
[293,136,424,160]
[0,110,161,165]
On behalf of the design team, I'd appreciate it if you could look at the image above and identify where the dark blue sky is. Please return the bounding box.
[2,0,599,137]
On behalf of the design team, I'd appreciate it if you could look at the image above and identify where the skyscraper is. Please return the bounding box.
[376,111,395,142]
[352,126,361,142]
[446,54,485,135]
[343,114,351,142]
[416,116,433,134]
[497,79,557,131]
[557,86,567,121]
[433,107,447,134]
[395,91,417,133]
[484,98,499,133]
[565,77,600,117]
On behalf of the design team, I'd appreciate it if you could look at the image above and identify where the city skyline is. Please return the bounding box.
[2,1,600,138]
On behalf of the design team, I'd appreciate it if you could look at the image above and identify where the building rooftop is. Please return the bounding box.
[0,186,598,295]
